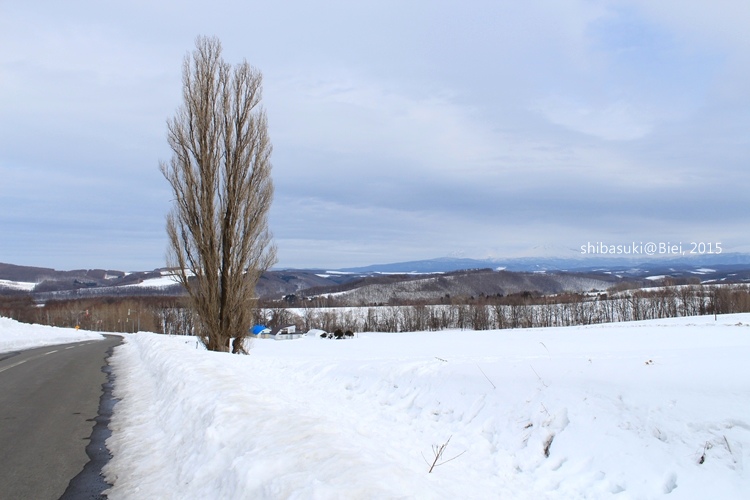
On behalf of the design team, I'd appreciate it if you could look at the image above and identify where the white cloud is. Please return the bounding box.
[534,96,654,141]
[1,0,748,269]
[267,70,504,175]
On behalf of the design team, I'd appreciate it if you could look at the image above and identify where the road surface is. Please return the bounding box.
[0,335,122,499]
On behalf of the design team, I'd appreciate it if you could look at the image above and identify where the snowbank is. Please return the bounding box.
[104,315,750,499]
[0,317,105,352]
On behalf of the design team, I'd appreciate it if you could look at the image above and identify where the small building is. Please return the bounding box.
[269,325,302,340]
[250,324,301,340]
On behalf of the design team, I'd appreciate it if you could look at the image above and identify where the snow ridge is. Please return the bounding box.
[104,316,750,498]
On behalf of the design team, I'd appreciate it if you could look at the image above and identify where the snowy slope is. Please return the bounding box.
[104,315,750,499]
[0,317,105,353]
[122,274,181,289]
[0,278,35,291]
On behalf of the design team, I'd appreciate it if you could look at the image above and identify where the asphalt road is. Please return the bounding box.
[0,335,122,500]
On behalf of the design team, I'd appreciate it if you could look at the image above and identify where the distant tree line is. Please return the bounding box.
[2,282,750,335]
[0,295,185,334]
[262,283,750,333]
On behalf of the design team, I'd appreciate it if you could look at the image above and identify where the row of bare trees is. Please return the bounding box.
[264,284,750,333]
[0,295,186,334]
[3,284,750,336]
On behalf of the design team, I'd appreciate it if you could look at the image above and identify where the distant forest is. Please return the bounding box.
[2,282,750,335]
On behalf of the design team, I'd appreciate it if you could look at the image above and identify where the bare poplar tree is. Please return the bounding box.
[161,36,276,352]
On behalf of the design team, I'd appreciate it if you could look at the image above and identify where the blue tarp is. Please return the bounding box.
[251,324,269,335]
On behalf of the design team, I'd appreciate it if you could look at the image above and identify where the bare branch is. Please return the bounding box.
[425,436,466,473]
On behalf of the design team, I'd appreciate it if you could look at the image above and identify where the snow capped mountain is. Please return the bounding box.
[335,253,750,275]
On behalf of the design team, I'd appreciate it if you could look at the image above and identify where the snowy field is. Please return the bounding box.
[103,314,750,499]
[0,317,104,353]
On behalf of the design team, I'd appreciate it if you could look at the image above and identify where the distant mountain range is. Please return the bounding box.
[2,253,750,303]
[334,253,750,274]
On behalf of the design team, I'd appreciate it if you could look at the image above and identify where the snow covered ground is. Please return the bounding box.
[103,314,750,499]
[122,275,180,288]
[0,278,36,291]
[0,317,104,353]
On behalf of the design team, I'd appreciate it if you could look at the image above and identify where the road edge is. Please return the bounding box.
[60,335,122,499]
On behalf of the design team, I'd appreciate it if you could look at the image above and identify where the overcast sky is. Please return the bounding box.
[2,1,749,271]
